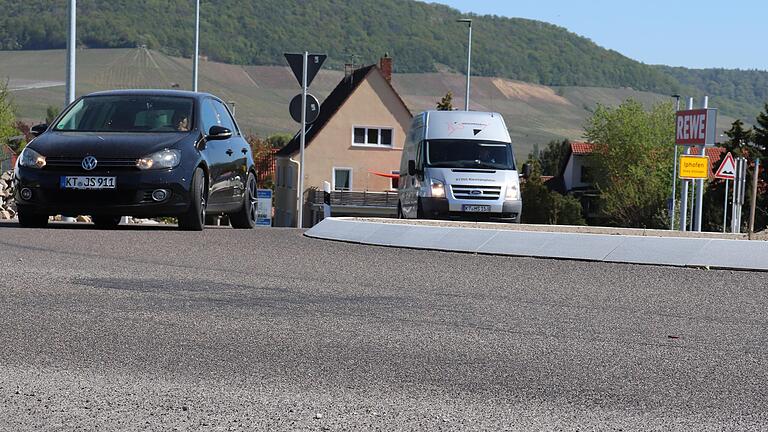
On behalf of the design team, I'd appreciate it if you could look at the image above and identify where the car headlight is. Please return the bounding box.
[506,183,520,200]
[19,147,46,169]
[430,178,445,198]
[136,149,181,170]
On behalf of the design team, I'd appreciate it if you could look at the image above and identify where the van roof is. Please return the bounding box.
[422,110,511,142]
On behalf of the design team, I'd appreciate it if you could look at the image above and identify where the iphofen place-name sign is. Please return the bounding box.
[676,108,717,146]
[679,155,709,179]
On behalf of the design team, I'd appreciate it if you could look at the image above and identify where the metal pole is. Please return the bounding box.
[297,51,308,228]
[693,96,708,231]
[465,22,472,111]
[193,0,200,92]
[748,158,760,239]
[680,97,694,231]
[65,0,76,105]
[670,95,680,230]
[723,179,729,233]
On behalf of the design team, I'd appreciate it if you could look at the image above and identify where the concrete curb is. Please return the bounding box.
[305,218,768,272]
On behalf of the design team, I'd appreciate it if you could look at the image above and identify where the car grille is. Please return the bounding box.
[45,157,138,171]
[450,184,501,200]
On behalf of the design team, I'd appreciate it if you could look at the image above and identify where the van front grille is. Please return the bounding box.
[450,184,501,200]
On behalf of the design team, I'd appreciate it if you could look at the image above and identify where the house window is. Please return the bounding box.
[352,126,394,147]
[390,170,400,190]
[333,167,353,191]
[580,166,594,183]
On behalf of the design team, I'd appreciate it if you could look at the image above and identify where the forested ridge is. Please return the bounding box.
[1,0,766,119]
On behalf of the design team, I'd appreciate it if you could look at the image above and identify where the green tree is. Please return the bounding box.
[0,80,19,146]
[753,103,768,156]
[521,159,585,225]
[266,132,293,149]
[436,91,453,111]
[45,105,60,124]
[538,139,570,176]
[583,99,675,228]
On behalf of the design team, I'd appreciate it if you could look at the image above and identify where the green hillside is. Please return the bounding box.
[2,0,765,122]
[1,48,737,161]
[0,0,680,92]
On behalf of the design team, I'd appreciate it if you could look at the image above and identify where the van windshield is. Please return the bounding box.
[426,140,515,170]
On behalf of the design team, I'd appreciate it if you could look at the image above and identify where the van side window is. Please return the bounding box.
[415,140,425,171]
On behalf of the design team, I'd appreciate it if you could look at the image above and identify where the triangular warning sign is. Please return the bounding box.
[284,53,327,88]
[715,152,736,180]
[473,129,482,136]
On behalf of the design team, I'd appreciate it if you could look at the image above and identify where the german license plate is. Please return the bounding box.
[60,176,116,190]
[462,205,490,212]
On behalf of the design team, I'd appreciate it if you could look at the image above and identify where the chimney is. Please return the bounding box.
[379,53,392,82]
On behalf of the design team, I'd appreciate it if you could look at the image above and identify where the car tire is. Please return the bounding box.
[177,167,206,231]
[18,210,48,228]
[92,215,121,229]
[229,172,257,229]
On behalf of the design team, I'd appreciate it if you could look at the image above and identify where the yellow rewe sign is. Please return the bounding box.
[679,155,709,179]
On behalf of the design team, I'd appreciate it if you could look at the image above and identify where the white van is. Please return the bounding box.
[398,110,524,222]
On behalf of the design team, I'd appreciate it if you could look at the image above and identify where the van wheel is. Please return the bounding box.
[416,199,425,219]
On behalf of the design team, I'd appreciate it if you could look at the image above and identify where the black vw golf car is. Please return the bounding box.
[14,90,258,230]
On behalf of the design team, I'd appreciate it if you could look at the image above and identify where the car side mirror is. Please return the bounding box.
[207,125,232,140]
[408,160,417,176]
[521,163,532,179]
[31,124,48,137]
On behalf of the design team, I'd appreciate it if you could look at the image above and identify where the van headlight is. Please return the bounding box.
[430,178,445,198]
[19,147,46,169]
[505,183,520,200]
[136,149,181,170]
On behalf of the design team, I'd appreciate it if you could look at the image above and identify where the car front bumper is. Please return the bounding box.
[14,167,193,217]
[421,197,522,222]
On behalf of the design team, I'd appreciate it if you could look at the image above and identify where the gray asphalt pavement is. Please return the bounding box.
[0,221,767,431]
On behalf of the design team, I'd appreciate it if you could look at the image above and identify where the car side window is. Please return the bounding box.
[212,100,239,135]
[201,99,220,133]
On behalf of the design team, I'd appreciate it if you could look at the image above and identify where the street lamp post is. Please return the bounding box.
[193,0,200,92]
[457,18,472,111]
[65,0,76,106]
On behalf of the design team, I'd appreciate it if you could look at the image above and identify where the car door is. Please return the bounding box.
[211,99,248,203]
[200,98,230,208]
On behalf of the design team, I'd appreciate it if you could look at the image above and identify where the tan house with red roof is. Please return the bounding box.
[274,56,412,227]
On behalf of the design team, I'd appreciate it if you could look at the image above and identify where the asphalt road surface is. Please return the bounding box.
[1,222,767,431]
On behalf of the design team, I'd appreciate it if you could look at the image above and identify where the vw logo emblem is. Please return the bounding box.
[81,156,98,171]
[470,190,482,195]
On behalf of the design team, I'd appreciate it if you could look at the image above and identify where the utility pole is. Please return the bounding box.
[65,0,76,106]
[679,97,694,231]
[748,158,760,239]
[193,0,200,92]
[457,18,472,111]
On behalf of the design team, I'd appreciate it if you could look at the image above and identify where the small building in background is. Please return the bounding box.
[274,55,412,227]
[0,144,17,172]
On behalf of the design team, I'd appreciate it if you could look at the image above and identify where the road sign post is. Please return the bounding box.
[675,99,717,232]
[749,158,760,239]
[715,152,736,233]
[284,52,327,229]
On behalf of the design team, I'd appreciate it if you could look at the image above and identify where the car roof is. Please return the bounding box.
[84,89,217,100]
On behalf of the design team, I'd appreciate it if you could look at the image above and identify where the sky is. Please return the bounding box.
[427,0,766,71]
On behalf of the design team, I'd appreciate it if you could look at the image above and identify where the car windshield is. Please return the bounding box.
[54,95,195,133]
[426,139,515,170]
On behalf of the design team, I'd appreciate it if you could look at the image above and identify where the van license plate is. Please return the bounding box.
[61,176,117,190]
[462,205,490,212]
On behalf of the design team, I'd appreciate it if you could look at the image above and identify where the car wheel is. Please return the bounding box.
[92,215,121,229]
[177,167,206,231]
[17,210,48,228]
[229,172,257,229]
